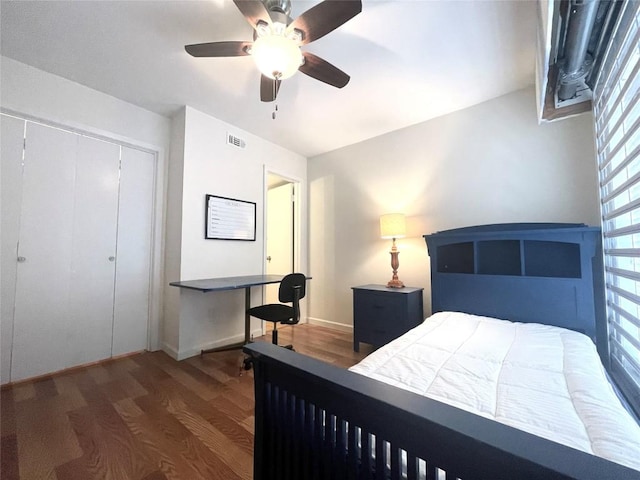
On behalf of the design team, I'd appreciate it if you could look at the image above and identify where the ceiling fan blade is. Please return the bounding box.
[233,0,272,29]
[185,41,252,57]
[260,75,281,102]
[289,0,362,45]
[299,52,350,88]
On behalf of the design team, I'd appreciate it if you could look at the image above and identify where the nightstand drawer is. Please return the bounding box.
[352,285,424,352]
[355,292,404,325]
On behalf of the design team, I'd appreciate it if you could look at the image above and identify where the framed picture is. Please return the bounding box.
[205,194,256,241]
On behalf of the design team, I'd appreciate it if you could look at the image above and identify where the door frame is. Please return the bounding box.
[262,167,302,333]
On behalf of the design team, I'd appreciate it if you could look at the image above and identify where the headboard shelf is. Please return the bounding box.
[424,223,607,363]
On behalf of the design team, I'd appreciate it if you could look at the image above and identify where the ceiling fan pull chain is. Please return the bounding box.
[271,76,279,119]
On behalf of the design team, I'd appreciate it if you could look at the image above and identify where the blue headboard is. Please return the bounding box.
[424,223,607,363]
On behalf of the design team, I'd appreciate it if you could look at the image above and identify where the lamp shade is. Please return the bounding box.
[380,213,406,239]
[252,35,303,80]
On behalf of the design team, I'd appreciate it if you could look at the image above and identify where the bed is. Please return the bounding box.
[243,223,640,479]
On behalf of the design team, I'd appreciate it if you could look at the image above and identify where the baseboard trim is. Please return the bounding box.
[171,328,265,360]
[1,350,144,388]
[307,317,353,333]
[161,342,180,360]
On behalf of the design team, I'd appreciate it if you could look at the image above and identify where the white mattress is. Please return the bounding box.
[349,311,640,471]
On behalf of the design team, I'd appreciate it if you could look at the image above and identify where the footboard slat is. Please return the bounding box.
[347,421,357,479]
[303,401,313,478]
[245,342,640,480]
[406,452,418,479]
[361,429,372,479]
[425,463,437,480]
[279,388,288,478]
[374,436,385,479]
[390,444,401,480]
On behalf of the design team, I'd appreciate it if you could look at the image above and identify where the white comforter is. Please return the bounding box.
[349,311,640,471]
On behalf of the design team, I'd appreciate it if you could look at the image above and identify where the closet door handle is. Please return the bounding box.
[17,256,26,263]
[108,256,116,262]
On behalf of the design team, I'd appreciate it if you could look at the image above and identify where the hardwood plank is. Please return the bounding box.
[0,388,16,437]
[11,382,35,402]
[101,375,147,404]
[131,392,244,480]
[85,364,112,385]
[142,471,169,480]
[171,408,253,479]
[115,403,211,480]
[65,404,154,479]
[113,397,145,419]
[134,395,192,443]
[52,376,88,411]
[202,401,254,456]
[88,401,157,479]
[160,363,222,402]
[181,434,244,480]
[73,370,112,407]
[209,393,253,426]
[33,377,58,399]
[14,394,83,479]
[0,433,19,480]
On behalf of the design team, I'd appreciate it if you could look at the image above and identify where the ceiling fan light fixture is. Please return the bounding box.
[252,34,302,80]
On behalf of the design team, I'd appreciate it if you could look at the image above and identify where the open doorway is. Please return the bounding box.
[264,171,300,308]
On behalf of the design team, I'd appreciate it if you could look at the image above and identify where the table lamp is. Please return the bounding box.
[380,213,406,288]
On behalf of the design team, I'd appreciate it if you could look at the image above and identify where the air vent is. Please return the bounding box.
[227,132,246,149]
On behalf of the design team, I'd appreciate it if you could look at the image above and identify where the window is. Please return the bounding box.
[595,0,640,414]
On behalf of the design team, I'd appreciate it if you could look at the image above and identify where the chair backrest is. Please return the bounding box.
[278,273,307,303]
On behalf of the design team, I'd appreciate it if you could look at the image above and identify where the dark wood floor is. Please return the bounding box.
[0,324,373,480]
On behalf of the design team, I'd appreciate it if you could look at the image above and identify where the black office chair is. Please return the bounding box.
[248,273,306,349]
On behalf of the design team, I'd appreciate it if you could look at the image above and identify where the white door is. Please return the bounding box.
[266,181,294,304]
[67,135,120,367]
[112,147,155,356]
[1,115,26,384]
[11,123,80,380]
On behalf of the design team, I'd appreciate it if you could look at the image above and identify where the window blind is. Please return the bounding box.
[594,0,640,414]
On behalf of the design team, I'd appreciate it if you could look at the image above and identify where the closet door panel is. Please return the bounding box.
[1,115,25,384]
[112,147,154,356]
[11,123,78,381]
[67,136,120,367]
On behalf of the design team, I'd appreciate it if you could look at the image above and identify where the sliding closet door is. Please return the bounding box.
[67,136,120,366]
[6,119,155,382]
[111,147,155,356]
[1,115,25,384]
[11,123,78,381]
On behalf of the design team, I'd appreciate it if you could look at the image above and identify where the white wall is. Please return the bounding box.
[308,87,600,329]
[0,57,171,382]
[163,106,308,359]
[163,108,186,352]
[1,57,169,149]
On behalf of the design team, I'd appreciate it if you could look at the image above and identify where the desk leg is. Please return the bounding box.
[200,286,253,355]
[245,286,252,344]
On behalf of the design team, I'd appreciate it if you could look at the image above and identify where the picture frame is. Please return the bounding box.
[205,194,256,241]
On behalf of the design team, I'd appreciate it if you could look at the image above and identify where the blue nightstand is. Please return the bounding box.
[352,285,424,352]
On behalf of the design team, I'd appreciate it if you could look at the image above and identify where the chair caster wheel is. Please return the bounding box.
[242,357,253,371]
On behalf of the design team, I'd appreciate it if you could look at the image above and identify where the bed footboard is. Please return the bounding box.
[244,342,639,480]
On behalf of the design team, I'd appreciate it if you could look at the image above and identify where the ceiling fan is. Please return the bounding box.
[185,0,362,102]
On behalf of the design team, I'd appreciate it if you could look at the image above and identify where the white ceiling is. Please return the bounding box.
[0,0,537,157]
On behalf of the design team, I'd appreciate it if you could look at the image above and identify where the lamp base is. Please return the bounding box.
[387,278,405,289]
[387,246,404,288]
